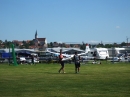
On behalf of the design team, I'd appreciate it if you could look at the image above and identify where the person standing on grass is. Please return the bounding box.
[124,51,128,62]
[58,49,65,73]
[93,51,97,62]
[73,52,81,73]
[31,55,34,65]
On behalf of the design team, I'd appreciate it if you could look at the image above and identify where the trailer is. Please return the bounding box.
[88,48,109,60]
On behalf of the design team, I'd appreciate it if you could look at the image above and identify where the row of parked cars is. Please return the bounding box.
[17,57,39,64]
[0,57,39,64]
[111,53,130,62]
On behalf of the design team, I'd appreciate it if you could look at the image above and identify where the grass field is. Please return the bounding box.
[0,62,130,97]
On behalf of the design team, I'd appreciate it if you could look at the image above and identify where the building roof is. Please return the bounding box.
[37,38,46,41]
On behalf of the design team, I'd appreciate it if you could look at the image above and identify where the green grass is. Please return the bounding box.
[0,62,130,97]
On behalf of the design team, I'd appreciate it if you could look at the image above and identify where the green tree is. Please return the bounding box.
[0,40,3,44]
[19,45,24,49]
[0,40,3,48]
[97,43,104,48]
[70,44,73,47]
[3,40,11,48]
[113,43,119,47]
[104,44,112,48]
[47,43,50,48]
[49,43,53,48]
[80,42,86,50]
[22,40,26,45]
[29,40,34,46]
[120,42,126,47]
[24,44,29,49]
[22,40,30,49]
[62,43,66,47]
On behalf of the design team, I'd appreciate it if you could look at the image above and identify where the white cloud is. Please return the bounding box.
[116,26,120,28]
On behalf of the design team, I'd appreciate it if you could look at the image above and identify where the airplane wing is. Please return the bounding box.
[62,57,72,61]
[46,51,59,56]
[46,51,72,61]
[77,53,87,56]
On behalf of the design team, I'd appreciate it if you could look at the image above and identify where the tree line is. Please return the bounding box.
[0,39,128,50]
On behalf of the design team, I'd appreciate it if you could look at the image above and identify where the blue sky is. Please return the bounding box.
[0,0,130,44]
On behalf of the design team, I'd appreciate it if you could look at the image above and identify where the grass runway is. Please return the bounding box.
[0,62,130,97]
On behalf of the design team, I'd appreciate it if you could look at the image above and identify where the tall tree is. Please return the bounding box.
[80,42,86,50]
[0,40,3,44]
[0,40,3,48]
[50,42,53,48]
[97,43,104,48]
[120,42,126,47]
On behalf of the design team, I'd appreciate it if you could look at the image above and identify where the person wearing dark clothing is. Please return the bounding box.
[58,49,65,73]
[124,51,128,61]
[74,52,80,73]
[31,55,34,64]
[93,51,97,62]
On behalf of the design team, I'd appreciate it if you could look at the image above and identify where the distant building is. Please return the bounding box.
[53,42,59,47]
[12,40,23,48]
[33,30,47,51]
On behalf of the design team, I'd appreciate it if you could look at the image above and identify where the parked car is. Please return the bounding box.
[111,56,130,62]
[26,58,39,64]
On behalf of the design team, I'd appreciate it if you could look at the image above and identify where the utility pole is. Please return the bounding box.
[112,43,115,64]
[9,42,10,65]
[126,37,129,47]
